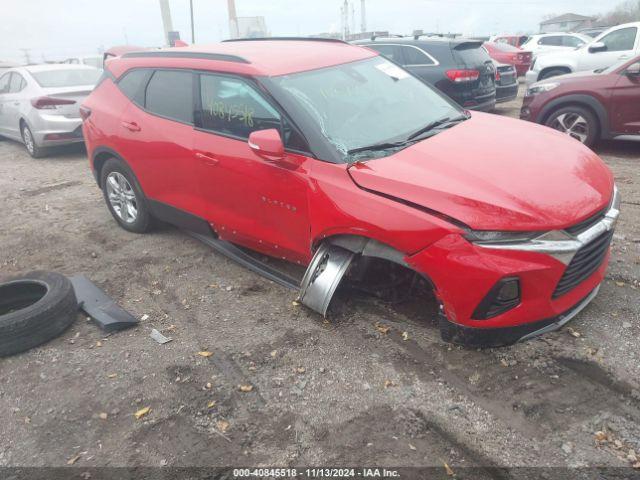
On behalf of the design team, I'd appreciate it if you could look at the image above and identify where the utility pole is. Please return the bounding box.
[361,0,366,33]
[228,0,239,39]
[190,0,195,43]
[158,0,174,46]
[20,48,32,65]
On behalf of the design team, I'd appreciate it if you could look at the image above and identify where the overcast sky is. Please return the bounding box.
[0,0,611,63]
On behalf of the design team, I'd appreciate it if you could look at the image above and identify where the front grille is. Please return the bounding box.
[565,209,606,235]
[553,230,613,298]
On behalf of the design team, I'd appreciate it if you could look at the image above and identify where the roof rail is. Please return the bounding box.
[370,34,403,41]
[121,51,250,64]
[222,37,347,44]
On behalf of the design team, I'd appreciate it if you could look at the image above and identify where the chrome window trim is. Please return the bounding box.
[368,43,440,67]
[475,185,620,265]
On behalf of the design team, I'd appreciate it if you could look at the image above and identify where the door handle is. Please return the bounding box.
[121,120,141,132]
[195,152,219,166]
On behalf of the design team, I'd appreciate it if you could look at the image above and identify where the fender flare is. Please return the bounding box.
[91,146,131,187]
[538,94,611,138]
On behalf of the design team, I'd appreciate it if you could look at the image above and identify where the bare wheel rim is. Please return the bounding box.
[105,172,138,223]
[550,112,589,144]
[22,127,34,154]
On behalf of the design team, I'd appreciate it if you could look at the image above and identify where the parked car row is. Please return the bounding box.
[526,22,640,84]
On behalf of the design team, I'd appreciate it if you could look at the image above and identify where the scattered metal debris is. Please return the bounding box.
[150,328,172,344]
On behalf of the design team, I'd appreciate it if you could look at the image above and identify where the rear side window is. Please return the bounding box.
[401,46,435,65]
[0,73,10,94]
[118,69,152,105]
[9,73,26,93]
[562,36,584,48]
[198,74,281,138]
[600,27,637,52]
[145,70,193,124]
[366,44,404,64]
[539,36,563,46]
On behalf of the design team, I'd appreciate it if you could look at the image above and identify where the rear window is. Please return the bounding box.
[490,42,519,53]
[145,70,193,124]
[453,43,491,66]
[30,69,101,88]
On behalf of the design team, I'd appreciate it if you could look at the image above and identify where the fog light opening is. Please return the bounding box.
[472,277,521,320]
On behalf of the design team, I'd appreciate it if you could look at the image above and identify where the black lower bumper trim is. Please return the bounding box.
[439,286,599,348]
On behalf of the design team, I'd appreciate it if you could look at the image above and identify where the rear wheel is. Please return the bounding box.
[545,106,599,147]
[100,158,153,233]
[21,123,45,158]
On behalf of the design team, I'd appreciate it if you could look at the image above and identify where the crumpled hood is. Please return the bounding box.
[347,112,613,231]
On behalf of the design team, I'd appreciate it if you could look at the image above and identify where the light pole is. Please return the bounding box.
[190,0,195,43]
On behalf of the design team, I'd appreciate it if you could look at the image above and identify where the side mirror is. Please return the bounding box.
[588,41,607,53]
[626,62,640,76]
[248,128,285,160]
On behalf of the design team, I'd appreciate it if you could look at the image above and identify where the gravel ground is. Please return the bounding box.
[1,86,639,473]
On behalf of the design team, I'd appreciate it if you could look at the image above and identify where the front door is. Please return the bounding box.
[193,72,312,263]
[578,26,639,71]
[610,61,640,135]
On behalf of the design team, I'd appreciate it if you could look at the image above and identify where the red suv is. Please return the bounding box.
[81,38,619,347]
[521,56,640,147]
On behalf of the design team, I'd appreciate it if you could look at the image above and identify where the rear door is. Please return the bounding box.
[610,60,640,134]
[115,68,200,215]
[3,73,28,138]
[452,42,496,107]
[0,72,13,136]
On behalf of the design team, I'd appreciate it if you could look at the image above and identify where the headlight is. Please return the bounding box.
[464,230,540,244]
[526,82,559,96]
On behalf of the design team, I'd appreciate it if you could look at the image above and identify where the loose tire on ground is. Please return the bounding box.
[100,157,153,233]
[0,271,78,357]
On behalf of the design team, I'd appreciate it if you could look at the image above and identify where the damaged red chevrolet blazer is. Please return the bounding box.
[81,38,620,347]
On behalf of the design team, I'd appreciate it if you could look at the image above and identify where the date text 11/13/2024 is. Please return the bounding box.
[233,468,401,478]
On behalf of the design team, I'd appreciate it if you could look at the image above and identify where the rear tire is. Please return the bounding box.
[545,106,599,147]
[100,157,153,233]
[21,123,45,158]
[539,68,569,81]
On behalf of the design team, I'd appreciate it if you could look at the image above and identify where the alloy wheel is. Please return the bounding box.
[22,127,35,155]
[549,112,589,144]
[105,172,138,223]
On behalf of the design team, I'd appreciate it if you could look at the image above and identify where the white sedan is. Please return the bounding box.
[0,64,100,157]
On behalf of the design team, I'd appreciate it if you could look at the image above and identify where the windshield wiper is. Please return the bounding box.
[405,114,469,142]
[347,141,407,155]
[346,114,469,157]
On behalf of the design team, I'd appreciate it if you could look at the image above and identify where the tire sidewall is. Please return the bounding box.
[21,124,43,158]
[0,271,77,357]
[545,106,599,147]
[100,157,152,233]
